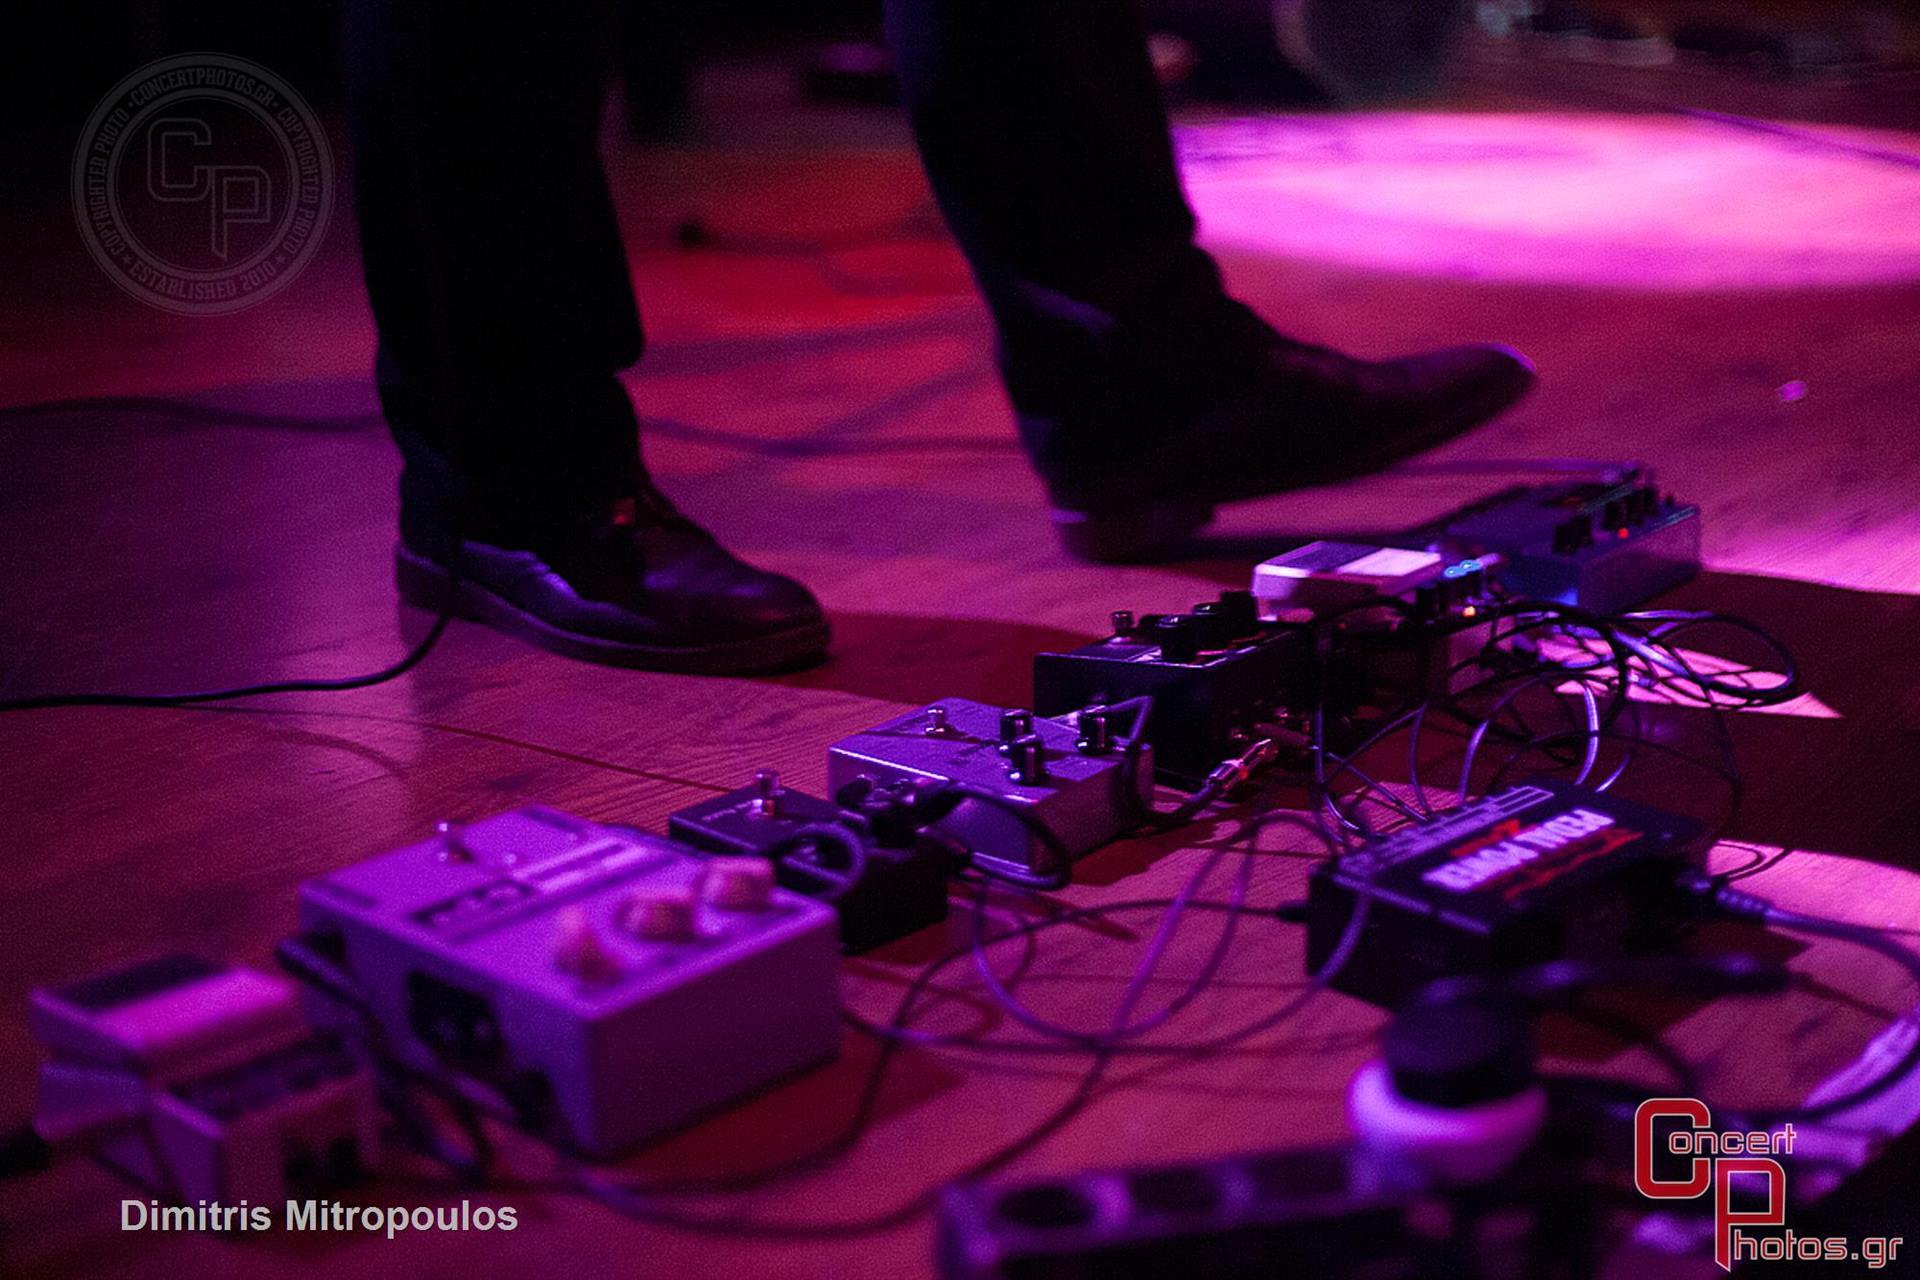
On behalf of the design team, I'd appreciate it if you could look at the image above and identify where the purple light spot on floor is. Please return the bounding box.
[1179,113,1920,289]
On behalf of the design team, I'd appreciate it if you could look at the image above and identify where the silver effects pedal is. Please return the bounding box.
[827,697,1151,878]
[297,806,842,1158]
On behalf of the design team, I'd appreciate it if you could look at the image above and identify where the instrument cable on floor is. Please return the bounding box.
[0,576,461,713]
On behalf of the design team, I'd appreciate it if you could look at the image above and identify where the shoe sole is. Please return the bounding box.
[1050,348,1536,564]
[395,547,832,676]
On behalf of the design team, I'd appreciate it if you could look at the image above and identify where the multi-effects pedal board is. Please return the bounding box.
[1033,465,1699,792]
[24,466,1804,1278]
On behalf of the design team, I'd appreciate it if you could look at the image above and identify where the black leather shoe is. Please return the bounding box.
[397,484,830,675]
[1020,303,1536,563]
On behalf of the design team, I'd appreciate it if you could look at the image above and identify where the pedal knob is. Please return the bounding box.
[1075,706,1112,755]
[749,769,782,818]
[705,857,775,912]
[433,819,472,864]
[997,709,1035,755]
[1189,601,1232,651]
[553,907,621,983]
[1152,614,1200,664]
[1216,589,1259,637]
[618,887,698,942]
[1007,734,1049,785]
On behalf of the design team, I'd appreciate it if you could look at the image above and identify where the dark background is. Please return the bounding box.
[6,0,1916,185]
[0,0,875,182]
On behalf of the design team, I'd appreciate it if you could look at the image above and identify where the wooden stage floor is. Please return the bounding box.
[3,51,1919,1280]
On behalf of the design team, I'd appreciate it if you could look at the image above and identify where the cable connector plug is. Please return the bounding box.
[1142,738,1284,834]
[1203,738,1280,797]
[1673,869,1774,923]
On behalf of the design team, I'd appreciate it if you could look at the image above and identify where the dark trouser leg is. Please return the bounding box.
[345,0,643,552]
[885,0,1235,505]
[618,0,698,141]
[890,0,1535,563]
